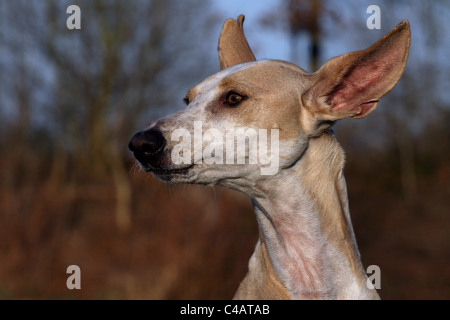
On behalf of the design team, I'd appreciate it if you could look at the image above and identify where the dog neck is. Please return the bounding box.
[236,132,379,299]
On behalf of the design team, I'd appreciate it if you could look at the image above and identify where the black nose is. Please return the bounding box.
[128,128,166,166]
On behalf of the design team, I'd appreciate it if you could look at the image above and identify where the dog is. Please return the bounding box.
[129,15,410,299]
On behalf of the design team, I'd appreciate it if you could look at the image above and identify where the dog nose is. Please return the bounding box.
[128,128,166,165]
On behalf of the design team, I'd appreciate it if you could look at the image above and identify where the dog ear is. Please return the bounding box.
[218,15,256,70]
[303,20,410,121]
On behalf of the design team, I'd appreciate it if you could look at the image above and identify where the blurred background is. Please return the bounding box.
[0,0,448,299]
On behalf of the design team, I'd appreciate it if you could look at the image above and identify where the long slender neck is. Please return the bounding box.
[239,133,379,299]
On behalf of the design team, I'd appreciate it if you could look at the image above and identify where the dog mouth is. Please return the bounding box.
[142,164,195,180]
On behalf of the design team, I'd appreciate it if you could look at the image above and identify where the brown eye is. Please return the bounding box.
[226,92,245,106]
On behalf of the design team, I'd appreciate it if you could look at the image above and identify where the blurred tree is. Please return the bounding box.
[259,0,323,71]
[0,0,211,232]
[371,0,450,203]
[287,0,321,71]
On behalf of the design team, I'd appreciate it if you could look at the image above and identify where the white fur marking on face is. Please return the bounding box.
[158,61,289,186]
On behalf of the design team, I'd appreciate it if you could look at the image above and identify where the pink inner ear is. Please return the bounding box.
[313,20,409,120]
[327,59,387,113]
[353,101,377,118]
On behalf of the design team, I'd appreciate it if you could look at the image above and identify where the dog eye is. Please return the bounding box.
[225,92,245,106]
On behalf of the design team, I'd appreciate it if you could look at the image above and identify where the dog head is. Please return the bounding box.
[129,15,410,193]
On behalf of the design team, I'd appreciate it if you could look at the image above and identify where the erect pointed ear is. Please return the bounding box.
[218,15,256,70]
[303,20,410,122]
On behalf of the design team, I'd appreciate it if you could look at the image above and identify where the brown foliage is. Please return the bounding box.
[0,152,258,299]
[0,141,448,299]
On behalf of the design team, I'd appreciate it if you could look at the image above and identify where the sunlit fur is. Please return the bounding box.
[135,18,410,299]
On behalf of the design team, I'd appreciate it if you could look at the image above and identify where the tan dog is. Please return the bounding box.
[129,15,410,299]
